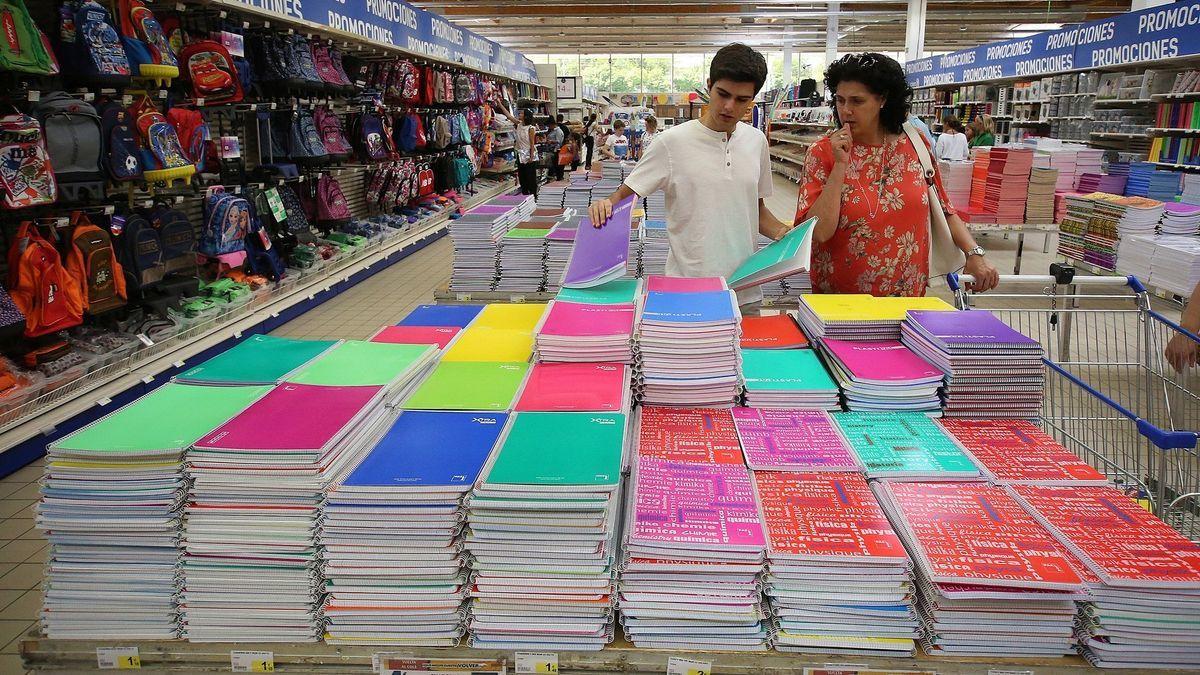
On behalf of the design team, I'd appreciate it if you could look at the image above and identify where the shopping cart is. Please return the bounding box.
[948,271,1200,540]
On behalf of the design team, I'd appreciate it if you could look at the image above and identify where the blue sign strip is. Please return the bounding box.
[905,0,1200,88]
[226,0,539,83]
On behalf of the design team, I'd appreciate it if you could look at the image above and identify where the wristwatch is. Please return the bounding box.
[966,246,986,258]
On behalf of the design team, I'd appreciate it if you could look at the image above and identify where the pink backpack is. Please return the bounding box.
[314,107,352,159]
[317,174,350,224]
[398,61,421,105]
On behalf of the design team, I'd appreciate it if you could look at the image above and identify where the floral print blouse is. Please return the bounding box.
[794,133,957,297]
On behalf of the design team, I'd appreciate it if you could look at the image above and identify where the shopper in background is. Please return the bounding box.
[639,116,660,158]
[587,43,791,305]
[584,114,600,169]
[969,114,996,147]
[907,113,933,146]
[794,52,999,296]
[497,103,539,197]
[600,119,629,159]
[934,116,970,161]
[546,117,566,181]
[1165,280,1200,372]
[570,132,584,172]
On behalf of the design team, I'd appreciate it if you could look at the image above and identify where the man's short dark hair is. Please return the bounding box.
[614,119,625,129]
[709,43,768,94]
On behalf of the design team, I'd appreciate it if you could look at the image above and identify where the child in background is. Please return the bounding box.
[639,116,660,159]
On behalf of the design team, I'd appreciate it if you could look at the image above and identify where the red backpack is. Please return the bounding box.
[421,65,435,105]
[6,222,83,337]
[316,175,350,225]
[179,40,243,104]
[398,61,421,105]
[165,107,212,173]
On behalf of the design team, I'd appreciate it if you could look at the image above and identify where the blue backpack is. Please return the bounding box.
[397,114,418,153]
[59,0,131,87]
[98,100,141,182]
[290,35,323,89]
[289,108,328,165]
[200,188,250,256]
[356,110,389,162]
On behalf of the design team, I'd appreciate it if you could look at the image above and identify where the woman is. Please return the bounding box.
[934,116,970,161]
[794,53,998,296]
[969,114,995,147]
[495,101,539,196]
[583,114,599,169]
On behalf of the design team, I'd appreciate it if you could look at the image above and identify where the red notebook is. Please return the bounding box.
[939,419,1108,486]
[740,314,809,349]
[636,406,744,464]
[370,325,461,349]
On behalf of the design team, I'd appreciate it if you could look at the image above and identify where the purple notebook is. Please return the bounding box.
[631,456,766,550]
[906,309,1039,348]
[467,204,515,215]
[732,407,859,471]
[561,195,635,288]
[195,383,382,452]
[546,225,579,242]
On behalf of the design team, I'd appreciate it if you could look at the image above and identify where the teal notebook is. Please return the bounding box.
[831,411,981,478]
[728,216,815,291]
[286,340,435,387]
[177,335,337,385]
[742,348,837,392]
[484,412,625,487]
[555,279,641,305]
[53,383,272,454]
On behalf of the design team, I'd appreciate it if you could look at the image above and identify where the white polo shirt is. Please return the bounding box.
[623,119,773,303]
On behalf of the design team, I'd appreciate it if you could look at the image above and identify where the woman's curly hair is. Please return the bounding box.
[824,52,913,134]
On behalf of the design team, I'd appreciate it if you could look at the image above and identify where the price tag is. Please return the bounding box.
[456,293,472,301]
[265,188,288,222]
[26,90,38,102]
[135,333,154,347]
[511,294,526,303]
[97,647,141,669]
[231,650,274,672]
[988,671,1033,675]
[122,94,133,106]
[667,657,710,675]
[515,652,558,673]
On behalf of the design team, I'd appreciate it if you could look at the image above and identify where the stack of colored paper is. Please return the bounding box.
[285,340,438,405]
[740,349,839,410]
[796,294,955,341]
[538,181,568,208]
[175,335,337,385]
[739,313,808,349]
[535,300,635,363]
[874,481,1087,658]
[755,472,918,656]
[1057,193,1093,260]
[496,226,550,292]
[820,339,942,413]
[637,283,742,407]
[968,149,990,211]
[515,362,631,412]
[727,218,815,292]
[902,309,1045,419]
[1149,235,1200,295]
[641,220,669,277]
[448,212,505,292]
[544,222,578,292]
[184,383,391,641]
[38,383,270,639]
[562,196,636,288]
[621,455,769,650]
[1076,172,1127,195]
[321,411,508,646]
[1160,202,1200,235]
[1013,486,1200,670]
[465,412,626,650]
[937,419,1108,485]
[731,408,858,471]
[983,147,1034,222]
[832,411,980,480]
[1025,167,1059,223]
[938,160,973,212]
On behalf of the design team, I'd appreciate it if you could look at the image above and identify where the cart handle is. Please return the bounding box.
[948,273,1147,293]
[1043,359,1199,451]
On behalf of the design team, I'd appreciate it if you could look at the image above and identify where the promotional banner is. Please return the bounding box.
[225,0,540,83]
[905,0,1200,87]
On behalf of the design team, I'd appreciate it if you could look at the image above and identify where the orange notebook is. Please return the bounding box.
[740,314,809,349]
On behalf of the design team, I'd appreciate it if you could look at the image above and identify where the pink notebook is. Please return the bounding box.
[631,456,766,551]
[644,276,728,293]
[370,325,460,349]
[539,301,635,337]
[823,339,943,384]
[514,362,628,412]
[195,383,382,451]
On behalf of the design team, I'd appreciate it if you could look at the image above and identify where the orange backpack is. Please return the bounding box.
[6,222,83,338]
[64,212,127,315]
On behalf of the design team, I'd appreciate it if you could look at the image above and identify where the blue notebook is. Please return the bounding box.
[340,411,508,490]
[397,304,484,328]
[642,291,737,324]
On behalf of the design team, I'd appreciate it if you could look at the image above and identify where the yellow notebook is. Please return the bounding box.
[801,294,955,322]
[441,327,534,362]
[471,303,549,331]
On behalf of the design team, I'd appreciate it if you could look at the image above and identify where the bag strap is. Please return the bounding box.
[901,122,935,186]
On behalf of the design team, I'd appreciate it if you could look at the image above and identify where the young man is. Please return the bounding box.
[588,43,791,303]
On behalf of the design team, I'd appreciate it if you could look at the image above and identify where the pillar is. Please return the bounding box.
[904,0,927,63]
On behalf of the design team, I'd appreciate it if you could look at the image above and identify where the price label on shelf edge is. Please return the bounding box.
[96,647,140,670]
[231,650,274,672]
[667,657,711,675]
[515,652,558,673]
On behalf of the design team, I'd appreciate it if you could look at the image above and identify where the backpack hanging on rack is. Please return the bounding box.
[398,60,421,104]
[200,186,250,256]
[290,35,324,90]
[32,92,104,203]
[129,95,194,184]
[314,107,352,161]
[97,100,142,184]
[65,211,127,315]
[149,201,196,272]
[288,108,329,166]
[6,221,83,338]
[0,114,57,209]
[0,0,56,75]
[165,107,212,174]
[115,0,178,82]
[57,0,131,87]
[179,40,243,104]
[115,208,164,289]
[254,110,298,179]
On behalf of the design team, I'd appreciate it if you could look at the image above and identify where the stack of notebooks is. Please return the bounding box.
[1076,172,1128,195]
[739,313,808,350]
[832,411,981,480]
[937,419,1108,485]
[175,335,337,386]
[731,408,858,471]
[902,309,1045,419]
[967,149,990,215]
[1057,193,1094,260]
[495,225,550,292]
[370,304,483,350]
[755,472,918,656]
[601,160,632,181]
[1148,169,1183,202]
[796,294,955,341]
[621,453,769,650]
[38,383,270,639]
[544,222,578,293]
[534,300,635,363]
[1160,202,1200,235]
[636,278,742,407]
[1184,172,1200,204]
[1024,167,1059,223]
[562,196,636,289]
[635,406,744,465]
[1148,235,1200,295]
[403,361,529,412]
[1125,162,1156,197]
[320,411,507,646]
[448,211,507,292]
[645,191,666,221]
[515,362,632,412]
[752,234,787,298]
[728,219,814,293]
[285,341,439,406]
[439,304,543,365]
[1013,485,1200,670]
[565,181,598,209]
[538,181,568,208]
[874,481,1087,658]
[184,382,393,641]
[1073,149,1105,185]
[465,412,626,650]
[1082,193,1123,270]
[641,219,670,277]
[938,160,973,212]
[1039,148,1078,192]
[820,339,942,413]
[740,348,839,410]
[1115,233,1158,280]
[982,147,1034,222]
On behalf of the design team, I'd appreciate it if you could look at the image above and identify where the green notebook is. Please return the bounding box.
[177,335,337,385]
[484,412,625,487]
[53,383,272,454]
[555,279,641,305]
[831,411,981,477]
[286,341,435,387]
[742,348,836,392]
[504,228,549,239]
[728,216,815,291]
[402,361,529,411]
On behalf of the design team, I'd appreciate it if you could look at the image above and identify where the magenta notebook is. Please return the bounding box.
[631,456,766,550]
[194,383,382,451]
[731,407,859,471]
[370,325,461,349]
[644,275,728,293]
[823,339,942,383]
[539,301,635,337]
[467,205,515,215]
[514,362,628,412]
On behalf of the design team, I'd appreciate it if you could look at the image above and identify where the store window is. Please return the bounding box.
[546,54,580,77]
[607,54,641,93]
[580,54,613,93]
[672,53,706,93]
[640,54,672,92]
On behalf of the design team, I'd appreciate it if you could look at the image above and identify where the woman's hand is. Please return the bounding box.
[830,127,852,166]
[1166,331,1198,372]
[963,255,999,292]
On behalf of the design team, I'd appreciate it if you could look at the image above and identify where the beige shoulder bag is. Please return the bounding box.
[902,122,965,279]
